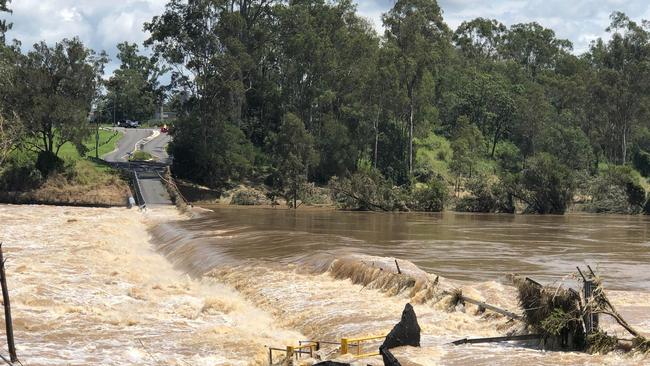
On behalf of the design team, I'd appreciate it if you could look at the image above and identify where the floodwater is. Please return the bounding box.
[2,204,650,365]
[149,206,650,365]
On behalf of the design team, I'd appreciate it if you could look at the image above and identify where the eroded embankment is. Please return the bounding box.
[0,205,301,365]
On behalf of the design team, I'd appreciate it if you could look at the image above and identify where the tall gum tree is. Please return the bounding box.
[382,0,451,175]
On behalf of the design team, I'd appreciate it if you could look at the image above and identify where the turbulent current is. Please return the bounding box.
[1,204,649,365]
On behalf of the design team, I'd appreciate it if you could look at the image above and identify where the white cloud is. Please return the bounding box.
[2,0,649,75]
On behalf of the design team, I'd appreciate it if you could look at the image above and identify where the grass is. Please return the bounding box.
[415,133,453,181]
[58,129,123,161]
[129,150,153,161]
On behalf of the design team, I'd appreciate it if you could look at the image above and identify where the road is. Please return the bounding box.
[102,128,151,163]
[102,127,174,207]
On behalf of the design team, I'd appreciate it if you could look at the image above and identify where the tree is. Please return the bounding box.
[0,112,20,168]
[269,112,317,208]
[500,22,572,77]
[0,0,11,45]
[383,0,450,175]
[509,153,576,214]
[12,38,107,173]
[103,42,165,122]
[587,12,650,164]
[453,72,516,157]
[145,0,273,187]
[454,18,506,61]
[450,115,485,180]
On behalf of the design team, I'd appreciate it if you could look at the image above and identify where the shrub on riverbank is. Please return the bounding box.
[329,169,449,212]
[454,176,514,213]
[507,153,576,214]
[586,166,646,214]
[228,187,269,206]
[0,150,129,206]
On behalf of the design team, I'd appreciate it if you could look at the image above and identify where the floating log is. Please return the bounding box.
[457,294,523,321]
[452,334,543,345]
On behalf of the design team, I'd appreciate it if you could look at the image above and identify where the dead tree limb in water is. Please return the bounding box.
[444,290,523,320]
[0,244,17,363]
[394,260,402,274]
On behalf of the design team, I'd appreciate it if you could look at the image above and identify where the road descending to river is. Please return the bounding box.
[102,127,173,207]
[102,127,171,164]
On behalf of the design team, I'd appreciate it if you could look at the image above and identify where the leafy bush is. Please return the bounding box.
[587,165,646,214]
[455,176,514,213]
[299,183,331,206]
[36,151,64,177]
[0,157,43,191]
[229,188,268,206]
[632,149,650,177]
[329,168,405,211]
[509,153,576,214]
[408,178,448,212]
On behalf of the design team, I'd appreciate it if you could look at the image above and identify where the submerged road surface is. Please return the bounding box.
[103,127,174,207]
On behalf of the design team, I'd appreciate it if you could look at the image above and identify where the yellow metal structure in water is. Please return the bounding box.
[340,335,386,358]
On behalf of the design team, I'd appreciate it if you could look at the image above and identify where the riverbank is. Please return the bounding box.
[0,204,301,365]
[0,160,130,207]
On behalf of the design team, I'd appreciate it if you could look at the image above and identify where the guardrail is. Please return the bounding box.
[268,334,387,364]
[341,335,385,358]
[132,169,146,208]
[268,342,318,364]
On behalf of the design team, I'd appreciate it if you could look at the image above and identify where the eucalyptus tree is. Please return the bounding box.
[382,0,451,176]
[103,42,166,122]
[587,12,650,164]
[454,18,507,62]
[145,0,274,186]
[0,0,11,45]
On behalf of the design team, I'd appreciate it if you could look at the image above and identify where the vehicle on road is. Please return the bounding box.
[160,124,168,133]
[116,119,140,128]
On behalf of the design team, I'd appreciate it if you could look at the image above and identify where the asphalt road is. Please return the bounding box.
[102,128,153,163]
[141,131,171,164]
[102,127,174,207]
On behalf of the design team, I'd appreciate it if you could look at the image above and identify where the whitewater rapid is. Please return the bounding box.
[0,205,301,365]
[1,204,649,365]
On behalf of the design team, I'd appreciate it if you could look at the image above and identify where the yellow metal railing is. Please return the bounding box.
[268,342,318,364]
[340,335,386,358]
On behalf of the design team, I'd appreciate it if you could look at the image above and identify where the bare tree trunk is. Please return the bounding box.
[622,121,628,164]
[0,244,17,363]
[409,94,414,175]
[374,109,379,168]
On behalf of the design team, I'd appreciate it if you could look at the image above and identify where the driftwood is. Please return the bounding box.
[0,244,17,363]
[452,334,542,345]
[445,290,522,320]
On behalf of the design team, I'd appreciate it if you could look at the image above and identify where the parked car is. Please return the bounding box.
[116,119,127,127]
[126,120,140,128]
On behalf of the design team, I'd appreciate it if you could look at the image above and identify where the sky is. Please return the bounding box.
[3,0,650,75]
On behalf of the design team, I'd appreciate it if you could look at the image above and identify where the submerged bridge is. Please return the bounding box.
[102,128,174,208]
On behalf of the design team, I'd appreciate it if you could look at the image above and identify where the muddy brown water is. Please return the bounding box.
[147,206,650,365]
[159,206,650,291]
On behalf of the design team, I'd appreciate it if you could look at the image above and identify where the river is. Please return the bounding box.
[149,206,650,365]
[2,204,649,365]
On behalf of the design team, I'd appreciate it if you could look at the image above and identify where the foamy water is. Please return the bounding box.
[1,204,649,365]
[0,205,301,365]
